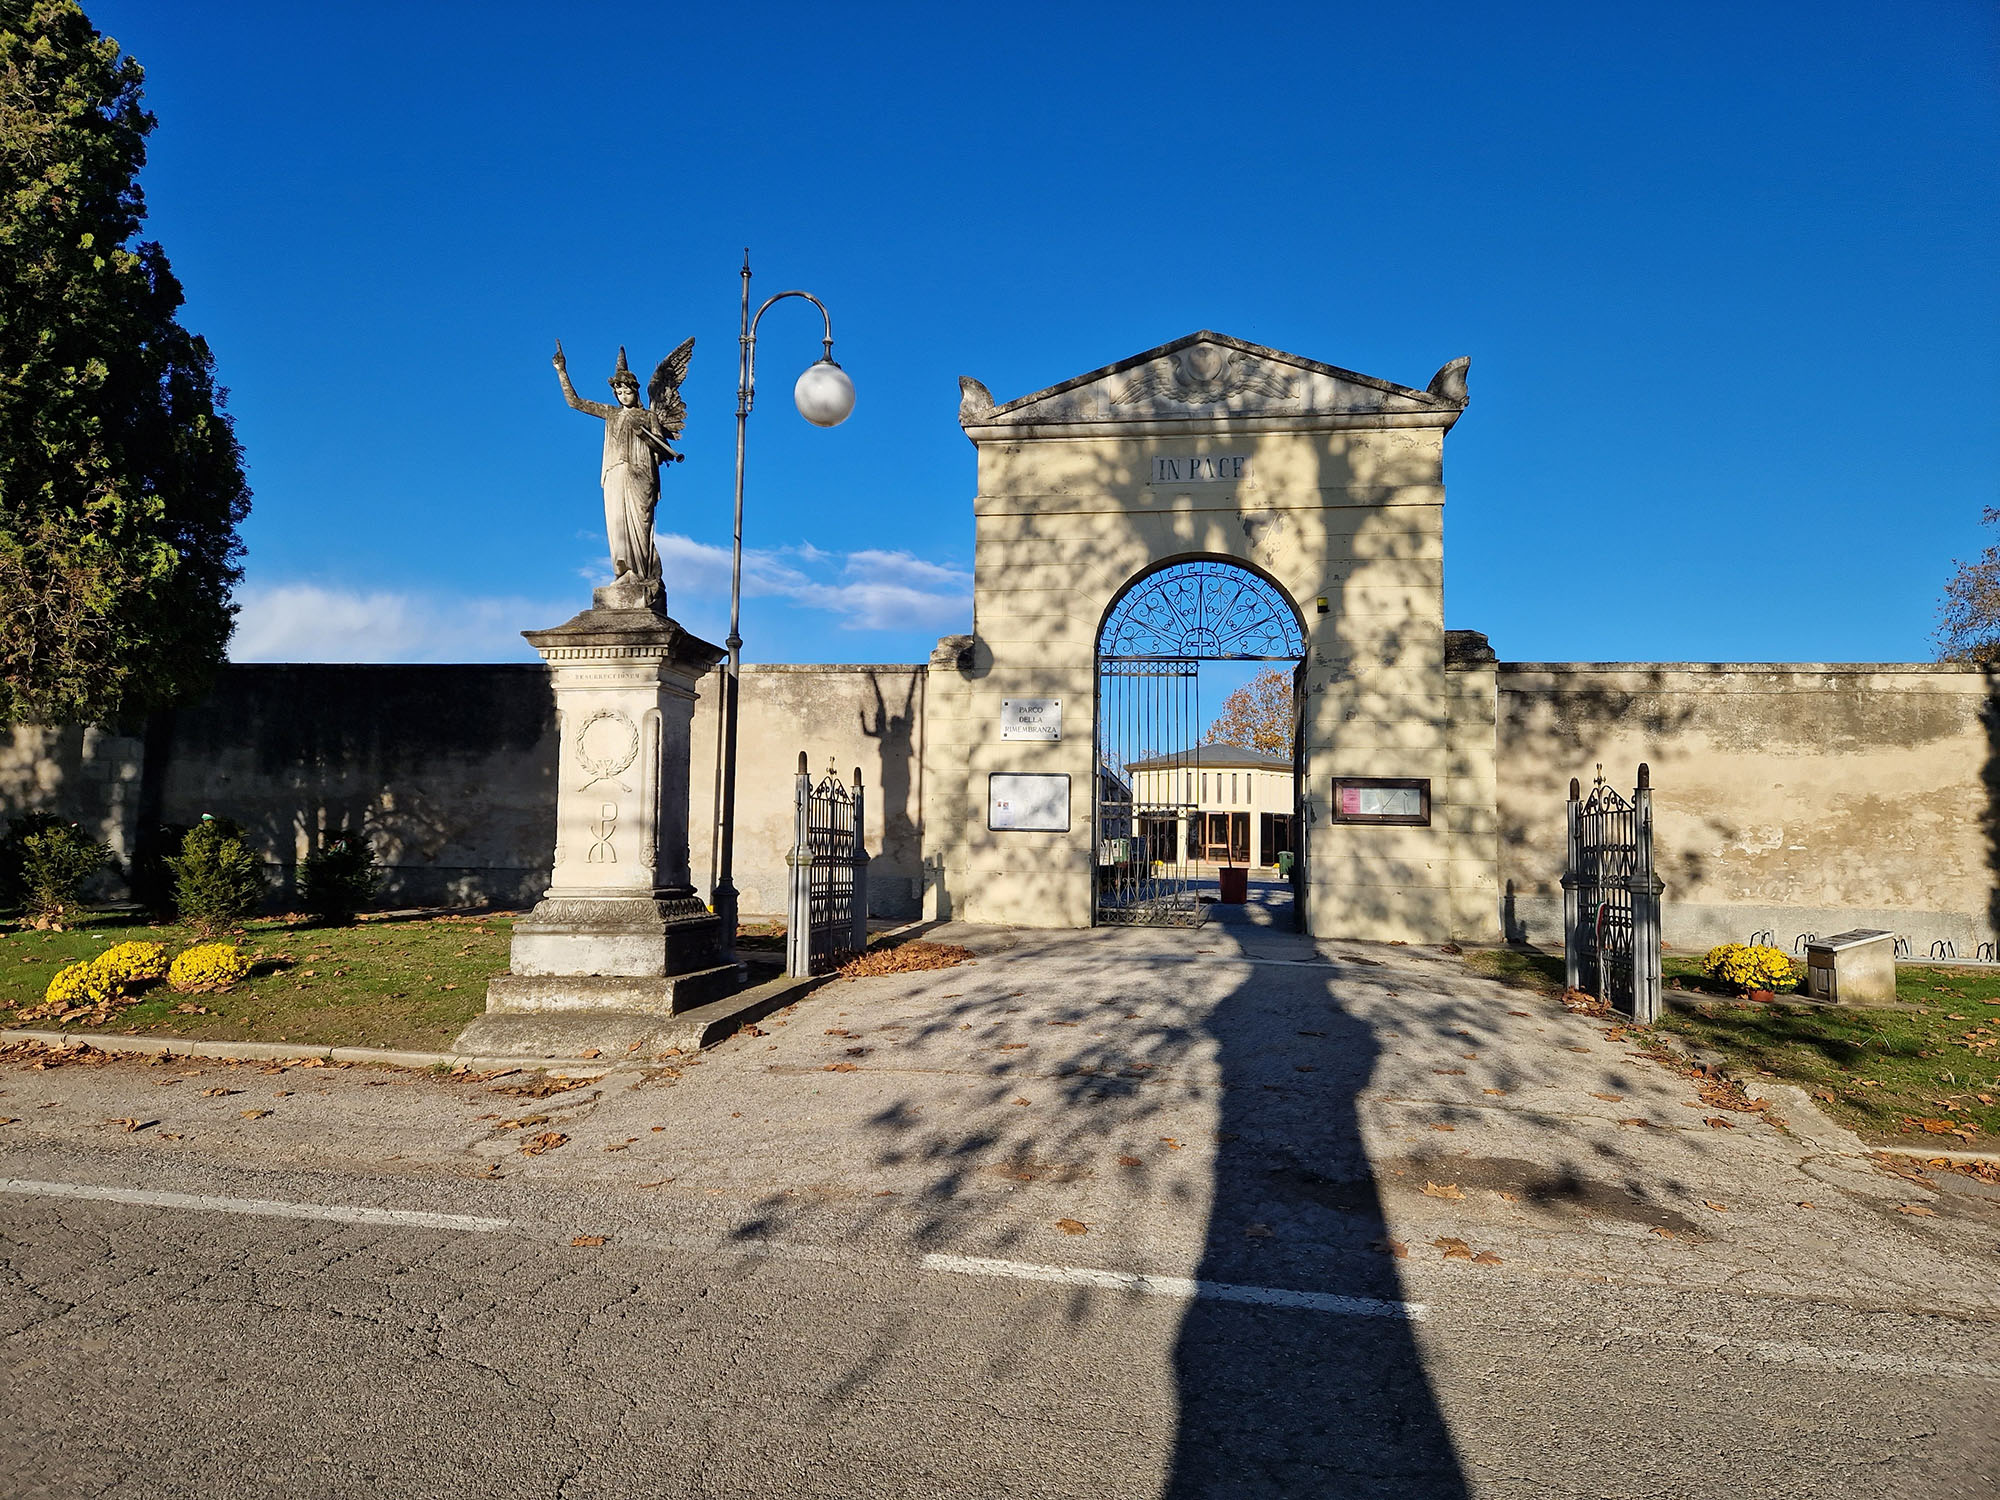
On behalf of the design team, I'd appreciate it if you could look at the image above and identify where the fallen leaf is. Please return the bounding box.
[1705,1117,1735,1129]
[1590,1092,1623,1102]
[1434,1068,1466,1076]
[1796,1201,1814,1209]
[1497,1190,1519,1202]
[570,1235,606,1247]
[1483,1087,1507,1096]
[199,1087,238,1098]
[1434,1236,1473,1260]
[0,1118,16,1126]
[1056,1218,1089,1235]
[1618,1117,1653,1128]
[739,1025,765,1038]
[1651,1226,1676,1239]
[1161,1137,1182,1149]
[1244,1223,1273,1238]
[823,1062,858,1072]
[1813,1091,1836,1102]
[1895,1203,1937,1217]
[1295,1065,1317,1073]
[578,1049,601,1060]
[108,1117,156,1132]
[521,1131,569,1156]
[1704,1200,1729,1213]
[1422,1181,1464,1199]
[239,1109,271,1120]
[1472,1250,1503,1265]
[1918,1119,1957,1135]
[1117,1155,1141,1167]
[1508,1010,1531,1017]
[1373,1237,1409,1258]
[1431,1123,1456,1132]
[997,1043,1027,1052]
[1013,1097,1031,1106]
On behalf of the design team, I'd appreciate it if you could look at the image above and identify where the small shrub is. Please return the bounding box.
[298,831,379,925]
[44,959,116,1009]
[1701,943,1799,994]
[166,816,265,938]
[93,940,169,988]
[2,814,110,929]
[167,941,252,993]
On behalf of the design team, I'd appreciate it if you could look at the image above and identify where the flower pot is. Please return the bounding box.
[1747,988,1775,1003]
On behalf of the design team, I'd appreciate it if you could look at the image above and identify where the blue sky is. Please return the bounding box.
[93,0,1998,666]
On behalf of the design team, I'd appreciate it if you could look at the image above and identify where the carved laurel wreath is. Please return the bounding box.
[575,709,641,789]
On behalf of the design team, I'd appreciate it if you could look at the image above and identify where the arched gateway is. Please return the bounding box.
[922,331,1494,943]
[1095,558,1305,926]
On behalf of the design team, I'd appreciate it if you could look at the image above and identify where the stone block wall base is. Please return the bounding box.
[484,963,740,1017]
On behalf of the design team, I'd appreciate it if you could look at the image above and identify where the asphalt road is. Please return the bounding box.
[3,919,1996,1499]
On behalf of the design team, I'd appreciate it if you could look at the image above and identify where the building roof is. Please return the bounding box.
[955,330,1469,439]
[1124,742,1292,772]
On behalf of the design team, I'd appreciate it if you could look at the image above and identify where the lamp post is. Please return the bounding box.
[713,250,856,961]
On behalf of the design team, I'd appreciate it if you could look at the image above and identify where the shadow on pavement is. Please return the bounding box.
[1164,892,1468,1496]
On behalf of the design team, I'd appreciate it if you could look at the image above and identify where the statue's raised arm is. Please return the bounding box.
[552,338,615,418]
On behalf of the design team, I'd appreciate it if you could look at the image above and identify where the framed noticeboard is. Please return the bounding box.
[988,773,1071,832]
[1331,777,1430,826]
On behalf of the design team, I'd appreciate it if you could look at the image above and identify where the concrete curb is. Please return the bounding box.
[0,1028,617,1077]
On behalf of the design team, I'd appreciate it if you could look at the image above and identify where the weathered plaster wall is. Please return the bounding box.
[0,662,927,919]
[1494,663,1996,954]
[154,665,559,906]
[688,663,927,921]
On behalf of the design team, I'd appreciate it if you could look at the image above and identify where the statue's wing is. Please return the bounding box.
[649,336,695,409]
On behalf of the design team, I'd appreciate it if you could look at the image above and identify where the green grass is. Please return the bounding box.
[1460,944,2000,1145]
[0,911,511,1051]
[1660,966,2000,1145]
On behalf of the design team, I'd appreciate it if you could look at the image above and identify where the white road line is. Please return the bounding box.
[921,1252,1426,1320]
[0,1178,511,1233]
[1622,1327,2000,1382]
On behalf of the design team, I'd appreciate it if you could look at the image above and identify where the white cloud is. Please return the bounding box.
[654,533,970,633]
[231,537,969,663]
[230,584,562,663]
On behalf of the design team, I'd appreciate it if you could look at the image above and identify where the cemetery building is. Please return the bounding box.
[3,332,1992,957]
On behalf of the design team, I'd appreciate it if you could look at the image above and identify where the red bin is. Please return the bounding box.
[1217,865,1248,904]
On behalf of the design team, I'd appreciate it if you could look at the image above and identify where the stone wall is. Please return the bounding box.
[1,658,1988,947]
[1492,663,1996,955]
[687,664,927,921]
[0,661,927,920]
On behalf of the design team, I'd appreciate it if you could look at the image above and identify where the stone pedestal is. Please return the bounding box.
[482,586,735,1019]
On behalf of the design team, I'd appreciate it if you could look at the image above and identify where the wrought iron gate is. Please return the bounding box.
[1096,660,1201,926]
[1092,559,1306,928]
[1562,764,1664,1022]
[787,754,868,976]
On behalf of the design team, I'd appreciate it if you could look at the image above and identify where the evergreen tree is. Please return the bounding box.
[0,1,249,724]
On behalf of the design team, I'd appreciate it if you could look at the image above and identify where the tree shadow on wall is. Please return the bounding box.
[860,671,920,912]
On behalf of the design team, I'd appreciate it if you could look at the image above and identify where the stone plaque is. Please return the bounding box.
[1150,454,1251,485]
[988,773,1070,832]
[1000,697,1062,741]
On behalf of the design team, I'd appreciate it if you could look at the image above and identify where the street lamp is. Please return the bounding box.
[713,250,854,961]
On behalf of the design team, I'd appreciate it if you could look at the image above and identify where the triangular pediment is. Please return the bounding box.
[958,331,1467,433]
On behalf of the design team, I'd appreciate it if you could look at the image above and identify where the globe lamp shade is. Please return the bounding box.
[794,358,856,427]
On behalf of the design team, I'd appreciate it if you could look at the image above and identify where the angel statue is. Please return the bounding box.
[553,337,694,585]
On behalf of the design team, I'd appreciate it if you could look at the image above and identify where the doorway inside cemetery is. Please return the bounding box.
[1094,558,1307,928]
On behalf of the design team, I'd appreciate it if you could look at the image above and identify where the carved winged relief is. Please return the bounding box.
[1112,346,1298,409]
[553,336,696,585]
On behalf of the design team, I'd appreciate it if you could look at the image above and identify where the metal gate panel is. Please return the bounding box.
[1095,659,1201,927]
[1562,765,1664,1021]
